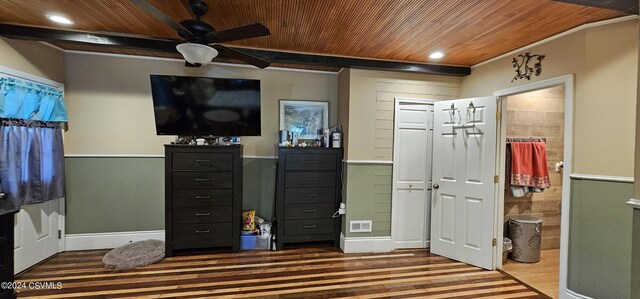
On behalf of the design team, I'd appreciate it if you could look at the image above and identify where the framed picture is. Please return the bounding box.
[279,100,329,140]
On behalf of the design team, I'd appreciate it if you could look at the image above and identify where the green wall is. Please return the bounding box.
[65,157,165,234]
[242,158,277,221]
[343,163,392,237]
[65,157,276,234]
[632,208,640,297]
[568,179,633,299]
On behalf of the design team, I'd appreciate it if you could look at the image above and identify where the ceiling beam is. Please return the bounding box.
[553,0,638,14]
[234,48,470,76]
[0,24,179,52]
[0,24,470,76]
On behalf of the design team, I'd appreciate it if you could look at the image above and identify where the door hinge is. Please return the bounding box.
[496,111,502,120]
[494,175,499,183]
[58,230,62,239]
[492,238,497,247]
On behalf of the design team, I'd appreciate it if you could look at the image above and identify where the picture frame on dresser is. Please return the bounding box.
[279,100,329,140]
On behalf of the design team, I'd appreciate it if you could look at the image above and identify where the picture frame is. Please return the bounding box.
[279,100,329,140]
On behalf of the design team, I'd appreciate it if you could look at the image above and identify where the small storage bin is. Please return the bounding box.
[240,235,257,250]
[255,234,271,250]
[502,237,513,263]
[507,216,542,263]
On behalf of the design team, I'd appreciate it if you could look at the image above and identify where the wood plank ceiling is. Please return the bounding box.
[0,0,628,71]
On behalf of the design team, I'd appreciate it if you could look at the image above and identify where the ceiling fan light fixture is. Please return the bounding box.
[177,43,218,65]
[46,14,73,25]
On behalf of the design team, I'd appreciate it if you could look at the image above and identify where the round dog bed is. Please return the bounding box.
[102,239,165,271]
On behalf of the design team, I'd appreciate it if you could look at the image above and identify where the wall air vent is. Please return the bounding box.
[349,220,372,233]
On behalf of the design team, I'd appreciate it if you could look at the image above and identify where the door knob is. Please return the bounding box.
[0,192,7,200]
[433,184,439,189]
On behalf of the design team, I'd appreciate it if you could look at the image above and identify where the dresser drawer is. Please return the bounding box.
[174,207,232,224]
[285,154,337,171]
[173,223,232,242]
[284,188,335,204]
[0,240,9,272]
[173,172,232,189]
[285,172,335,188]
[173,189,232,207]
[284,219,334,236]
[0,269,11,294]
[172,153,232,171]
[0,216,10,242]
[285,203,335,220]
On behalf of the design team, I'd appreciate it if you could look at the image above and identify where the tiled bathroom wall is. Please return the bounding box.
[505,85,564,250]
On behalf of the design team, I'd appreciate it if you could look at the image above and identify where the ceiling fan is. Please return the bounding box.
[131,0,270,68]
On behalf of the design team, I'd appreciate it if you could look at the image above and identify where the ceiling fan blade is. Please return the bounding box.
[130,0,192,37]
[206,23,270,43]
[213,44,270,68]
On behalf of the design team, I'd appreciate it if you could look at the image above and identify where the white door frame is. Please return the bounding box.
[58,197,66,252]
[391,97,435,248]
[493,74,574,297]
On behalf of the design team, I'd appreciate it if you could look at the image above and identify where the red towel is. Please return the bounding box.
[510,142,550,188]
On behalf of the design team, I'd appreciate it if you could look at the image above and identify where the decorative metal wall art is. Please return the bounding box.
[511,52,545,82]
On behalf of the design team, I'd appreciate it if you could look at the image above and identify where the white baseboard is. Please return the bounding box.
[340,233,394,253]
[565,289,594,299]
[65,230,165,251]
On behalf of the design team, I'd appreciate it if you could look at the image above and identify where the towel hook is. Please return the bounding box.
[449,103,456,125]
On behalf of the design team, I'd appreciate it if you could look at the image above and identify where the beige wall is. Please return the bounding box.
[0,38,65,83]
[461,19,638,177]
[346,68,462,161]
[63,53,338,156]
[504,86,564,249]
[341,68,462,237]
[338,69,351,159]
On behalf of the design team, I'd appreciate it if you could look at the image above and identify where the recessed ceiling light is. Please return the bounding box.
[428,51,445,60]
[46,14,73,25]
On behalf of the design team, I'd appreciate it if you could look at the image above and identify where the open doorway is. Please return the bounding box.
[499,85,566,298]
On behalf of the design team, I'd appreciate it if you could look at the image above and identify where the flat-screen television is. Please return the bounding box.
[150,75,261,136]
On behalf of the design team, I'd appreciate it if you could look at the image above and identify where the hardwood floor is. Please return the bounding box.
[15,247,547,298]
[501,249,560,299]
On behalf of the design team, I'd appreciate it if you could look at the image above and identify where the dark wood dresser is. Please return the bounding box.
[0,210,17,299]
[164,145,242,256]
[275,147,343,250]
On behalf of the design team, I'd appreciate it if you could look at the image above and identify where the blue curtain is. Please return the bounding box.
[0,77,67,215]
[0,77,67,121]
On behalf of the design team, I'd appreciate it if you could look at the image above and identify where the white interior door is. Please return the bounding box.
[430,96,498,269]
[14,198,61,273]
[392,101,433,248]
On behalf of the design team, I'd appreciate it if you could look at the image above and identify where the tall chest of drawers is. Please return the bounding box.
[165,145,242,256]
[0,211,17,299]
[275,148,343,250]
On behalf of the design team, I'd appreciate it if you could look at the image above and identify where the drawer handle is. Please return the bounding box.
[196,230,211,234]
[304,178,318,182]
[305,160,318,164]
[303,225,317,229]
[304,209,317,213]
[195,159,211,163]
[304,193,317,197]
[195,195,211,199]
[195,178,211,182]
[195,213,211,216]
